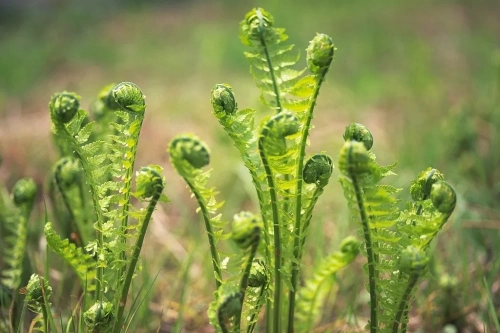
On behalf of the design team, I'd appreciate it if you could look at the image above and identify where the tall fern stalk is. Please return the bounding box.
[258,132,283,333]
[288,33,335,331]
[113,166,165,333]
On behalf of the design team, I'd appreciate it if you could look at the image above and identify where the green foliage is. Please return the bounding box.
[44,222,96,290]
[295,236,360,333]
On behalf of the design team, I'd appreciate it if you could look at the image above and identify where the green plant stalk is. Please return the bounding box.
[234,240,260,331]
[77,178,88,226]
[186,179,222,289]
[391,275,419,333]
[347,149,377,333]
[288,72,327,331]
[113,188,162,333]
[41,280,57,333]
[258,138,282,333]
[484,276,500,332]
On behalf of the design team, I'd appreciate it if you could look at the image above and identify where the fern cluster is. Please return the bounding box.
[0,6,459,333]
[339,124,457,333]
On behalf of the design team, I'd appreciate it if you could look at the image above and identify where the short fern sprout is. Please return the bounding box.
[211,83,237,117]
[430,181,457,214]
[12,178,37,207]
[303,154,334,188]
[49,92,80,124]
[84,301,114,332]
[306,33,335,75]
[343,123,374,151]
[112,81,146,113]
[231,211,262,249]
[339,236,361,256]
[169,134,211,170]
[260,111,300,155]
[24,274,52,311]
[135,165,165,199]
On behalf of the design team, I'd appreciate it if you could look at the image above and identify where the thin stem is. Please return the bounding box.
[288,72,327,332]
[186,180,222,289]
[257,9,281,113]
[347,147,377,333]
[113,188,162,333]
[391,275,419,333]
[258,138,282,333]
[235,240,260,331]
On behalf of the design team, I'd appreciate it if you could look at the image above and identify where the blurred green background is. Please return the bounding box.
[1,0,499,331]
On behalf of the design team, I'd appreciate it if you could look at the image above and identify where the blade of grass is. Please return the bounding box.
[483,276,500,331]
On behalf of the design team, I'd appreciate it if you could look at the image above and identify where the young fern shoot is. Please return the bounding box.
[168,134,223,289]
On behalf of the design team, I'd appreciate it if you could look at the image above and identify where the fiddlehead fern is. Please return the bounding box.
[295,236,360,333]
[84,301,114,333]
[1,178,37,290]
[113,165,166,333]
[338,141,379,333]
[23,274,53,332]
[169,134,222,289]
[231,211,262,331]
[289,34,335,329]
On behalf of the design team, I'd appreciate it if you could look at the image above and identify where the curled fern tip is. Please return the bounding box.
[169,134,211,169]
[343,123,374,150]
[430,181,456,214]
[211,83,237,117]
[307,33,335,74]
[112,82,146,113]
[231,211,262,249]
[12,178,37,206]
[303,154,334,188]
[49,92,80,124]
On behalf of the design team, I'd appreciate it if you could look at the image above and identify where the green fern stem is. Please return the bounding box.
[288,72,327,332]
[186,179,222,289]
[234,241,260,332]
[346,147,378,333]
[258,138,282,333]
[392,275,418,333]
[113,172,164,333]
